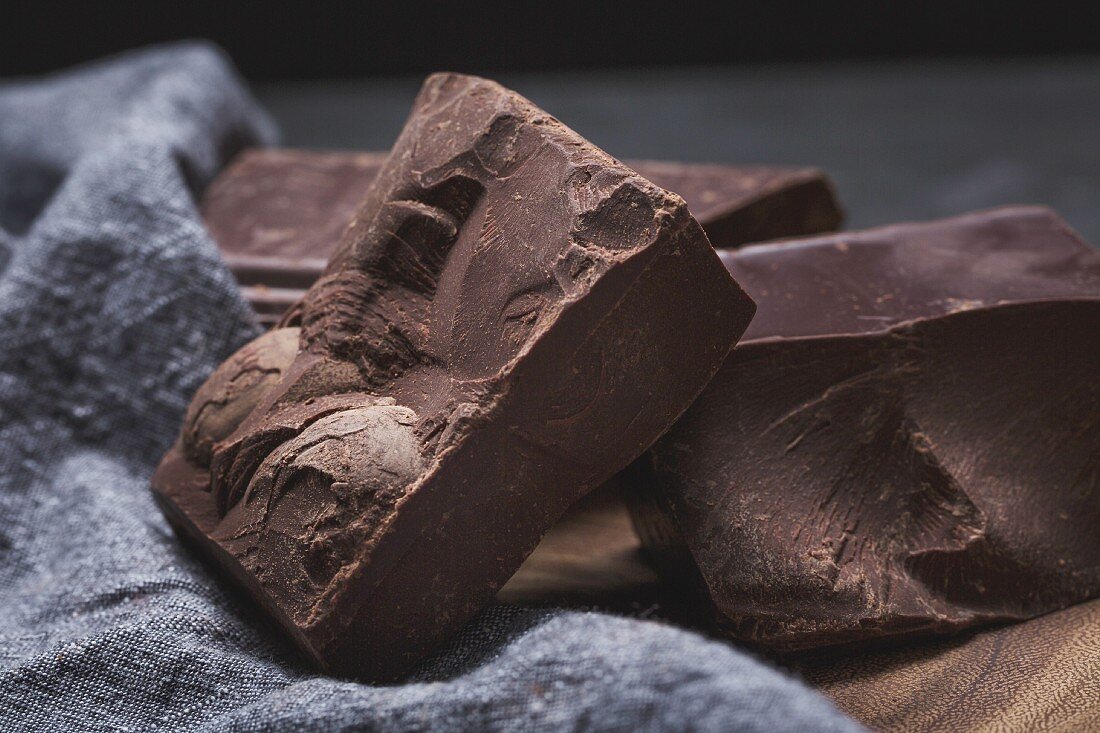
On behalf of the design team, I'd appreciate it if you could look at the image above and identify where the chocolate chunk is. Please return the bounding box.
[628,206,1100,650]
[153,72,754,681]
[200,150,839,325]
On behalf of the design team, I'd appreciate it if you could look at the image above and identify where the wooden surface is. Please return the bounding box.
[802,599,1100,732]
[499,485,661,606]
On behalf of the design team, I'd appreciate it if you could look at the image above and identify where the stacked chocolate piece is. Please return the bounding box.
[204,149,841,327]
[153,71,1099,724]
[630,206,1100,647]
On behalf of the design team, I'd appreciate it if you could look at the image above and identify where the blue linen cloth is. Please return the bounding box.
[0,42,862,732]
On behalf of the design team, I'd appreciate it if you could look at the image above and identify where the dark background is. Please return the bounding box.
[4,2,1099,240]
[3,2,1098,79]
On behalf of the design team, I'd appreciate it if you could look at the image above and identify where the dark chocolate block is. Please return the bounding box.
[153,73,754,681]
[200,150,839,325]
[628,206,1100,650]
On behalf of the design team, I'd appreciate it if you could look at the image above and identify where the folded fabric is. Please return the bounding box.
[0,42,861,732]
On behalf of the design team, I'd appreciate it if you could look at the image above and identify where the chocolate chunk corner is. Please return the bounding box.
[153,72,754,681]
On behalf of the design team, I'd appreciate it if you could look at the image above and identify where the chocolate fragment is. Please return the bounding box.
[200,150,840,325]
[153,72,754,681]
[629,206,1100,650]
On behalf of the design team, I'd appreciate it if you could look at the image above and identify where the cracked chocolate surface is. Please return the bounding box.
[152,73,754,680]
[629,206,1100,650]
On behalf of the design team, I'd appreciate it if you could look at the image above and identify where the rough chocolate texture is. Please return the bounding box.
[200,150,839,325]
[153,73,754,681]
[629,206,1100,650]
